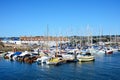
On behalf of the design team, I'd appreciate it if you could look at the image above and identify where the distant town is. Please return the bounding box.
[0,35,120,45]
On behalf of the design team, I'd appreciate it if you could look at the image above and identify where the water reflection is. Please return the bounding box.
[40,63,50,69]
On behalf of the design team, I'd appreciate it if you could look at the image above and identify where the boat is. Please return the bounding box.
[61,52,75,62]
[16,51,32,62]
[4,52,14,59]
[97,49,105,55]
[46,57,65,65]
[105,47,113,54]
[11,52,22,60]
[36,56,50,64]
[78,55,95,62]
[77,53,95,62]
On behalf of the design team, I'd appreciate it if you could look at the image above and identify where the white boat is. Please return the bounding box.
[97,49,105,55]
[78,56,95,62]
[87,47,97,55]
[77,54,95,62]
[112,48,118,53]
[62,52,74,60]
[36,56,50,64]
[105,47,113,54]
[4,52,14,59]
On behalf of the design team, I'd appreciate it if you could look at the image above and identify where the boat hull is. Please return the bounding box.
[78,56,95,62]
[105,51,113,54]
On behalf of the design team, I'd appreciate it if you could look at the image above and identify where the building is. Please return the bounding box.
[20,36,69,46]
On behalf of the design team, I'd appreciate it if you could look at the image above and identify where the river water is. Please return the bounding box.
[0,52,120,80]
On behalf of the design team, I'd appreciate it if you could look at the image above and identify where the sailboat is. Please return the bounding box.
[105,34,113,54]
[105,47,113,54]
[77,25,95,62]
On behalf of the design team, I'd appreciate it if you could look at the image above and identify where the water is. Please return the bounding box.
[0,52,120,80]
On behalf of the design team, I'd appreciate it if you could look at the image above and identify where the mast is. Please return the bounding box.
[99,27,101,42]
[87,24,90,46]
[115,33,117,45]
[90,32,93,46]
[109,33,111,46]
[55,34,58,57]
[47,24,49,51]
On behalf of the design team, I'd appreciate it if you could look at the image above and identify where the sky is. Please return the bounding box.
[0,0,120,37]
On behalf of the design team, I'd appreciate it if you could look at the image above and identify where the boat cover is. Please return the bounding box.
[13,52,22,56]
